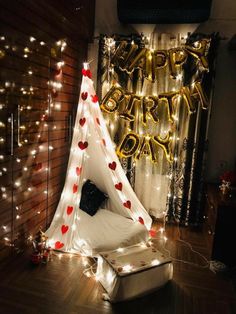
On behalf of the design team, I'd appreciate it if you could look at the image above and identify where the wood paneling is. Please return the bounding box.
[0,0,95,261]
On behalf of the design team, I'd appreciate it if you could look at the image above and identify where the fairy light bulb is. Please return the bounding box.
[117,247,124,252]
[123,264,132,272]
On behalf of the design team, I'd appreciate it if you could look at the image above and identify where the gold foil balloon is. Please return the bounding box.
[153,132,173,162]
[193,81,209,109]
[169,48,187,79]
[101,86,124,113]
[119,94,140,122]
[136,136,157,162]
[158,91,179,123]
[154,50,168,69]
[117,132,140,158]
[142,96,159,126]
[181,86,196,114]
[185,39,210,70]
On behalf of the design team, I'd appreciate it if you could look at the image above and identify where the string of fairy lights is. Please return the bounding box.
[0,33,213,278]
[100,34,210,221]
[0,34,67,247]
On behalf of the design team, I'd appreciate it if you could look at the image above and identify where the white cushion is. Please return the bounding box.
[73,209,149,256]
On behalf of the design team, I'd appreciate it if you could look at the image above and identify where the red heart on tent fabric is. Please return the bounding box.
[73,184,78,193]
[123,200,131,209]
[149,229,157,238]
[81,92,88,101]
[55,241,64,249]
[102,139,106,146]
[115,182,122,191]
[86,69,92,78]
[61,225,69,234]
[108,161,116,171]
[82,69,92,78]
[78,141,88,150]
[96,117,100,125]
[79,118,86,127]
[138,217,144,225]
[91,95,98,103]
[67,206,73,215]
[76,167,82,176]
[82,68,87,76]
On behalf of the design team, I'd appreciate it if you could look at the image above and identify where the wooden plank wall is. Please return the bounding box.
[0,0,95,261]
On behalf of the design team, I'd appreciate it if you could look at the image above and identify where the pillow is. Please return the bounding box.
[79,180,107,216]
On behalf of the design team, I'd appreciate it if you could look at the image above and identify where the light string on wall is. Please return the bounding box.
[0,34,67,248]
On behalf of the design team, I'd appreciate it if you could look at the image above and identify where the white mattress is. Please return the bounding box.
[72,209,149,256]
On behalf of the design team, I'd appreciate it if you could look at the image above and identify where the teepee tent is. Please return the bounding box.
[46,64,152,256]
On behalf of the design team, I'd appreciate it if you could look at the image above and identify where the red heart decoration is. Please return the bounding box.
[123,200,131,209]
[86,69,92,78]
[55,241,64,249]
[76,167,82,176]
[138,217,144,225]
[61,225,69,234]
[67,206,73,215]
[91,95,98,103]
[115,182,122,191]
[108,161,116,171]
[81,92,88,101]
[78,141,88,150]
[102,139,106,146]
[79,118,86,127]
[73,184,78,193]
[149,229,157,238]
[96,117,100,125]
[82,68,87,76]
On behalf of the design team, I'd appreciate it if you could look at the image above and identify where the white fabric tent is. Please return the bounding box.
[46,65,152,256]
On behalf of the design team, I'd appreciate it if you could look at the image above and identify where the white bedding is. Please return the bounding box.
[72,209,149,256]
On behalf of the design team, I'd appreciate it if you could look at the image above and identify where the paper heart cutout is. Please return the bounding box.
[61,225,69,234]
[138,217,144,225]
[78,141,88,150]
[96,117,100,125]
[82,68,87,76]
[55,241,64,249]
[81,69,92,78]
[81,92,88,101]
[76,167,82,176]
[102,139,106,146]
[86,69,92,78]
[123,200,131,209]
[91,95,98,103]
[67,206,73,215]
[149,229,157,238]
[108,161,116,171]
[73,184,78,193]
[79,118,86,127]
[115,182,122,191]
